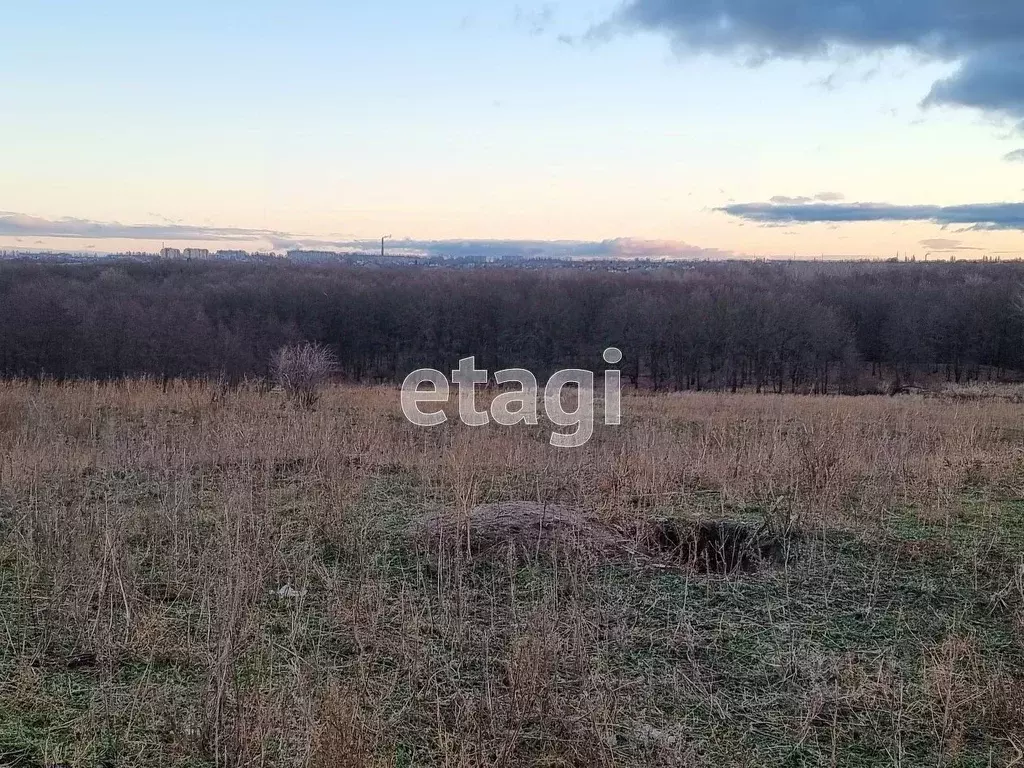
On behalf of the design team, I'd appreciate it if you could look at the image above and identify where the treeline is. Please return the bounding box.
[0,260,1021,394]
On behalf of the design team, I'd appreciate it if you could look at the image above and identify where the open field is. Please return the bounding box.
[1,381,1024,766]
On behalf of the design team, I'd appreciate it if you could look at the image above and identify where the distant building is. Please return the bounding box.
[183,248,210,260]
[215,249,248,260]
[160,247,182,259]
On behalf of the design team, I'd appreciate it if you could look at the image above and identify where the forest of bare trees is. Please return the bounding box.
[0,259,1021,394]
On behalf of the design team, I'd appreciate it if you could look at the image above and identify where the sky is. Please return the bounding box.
[2,0,1023,259]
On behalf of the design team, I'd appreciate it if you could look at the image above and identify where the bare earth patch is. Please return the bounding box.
[415,501,632,560]
[415,502,791,574]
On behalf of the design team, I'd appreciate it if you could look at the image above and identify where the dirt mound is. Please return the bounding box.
[416,501,631,560]
[415,503,793,573]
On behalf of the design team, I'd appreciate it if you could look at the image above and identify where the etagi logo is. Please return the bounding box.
[401,348,623,449]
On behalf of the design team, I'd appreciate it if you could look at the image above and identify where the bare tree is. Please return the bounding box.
[270,342,338,407]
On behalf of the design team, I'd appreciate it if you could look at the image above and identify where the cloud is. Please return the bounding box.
[596,1,1024,120]
[918,238,982,251]
[770,196,813,205]
[1004,148,1024,162]
[769,192,846,205]
[0,212,285,243]
[565,238,736,260]
[719,200,1024,230]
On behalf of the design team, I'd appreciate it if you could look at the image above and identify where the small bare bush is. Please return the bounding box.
[270,343,338,407]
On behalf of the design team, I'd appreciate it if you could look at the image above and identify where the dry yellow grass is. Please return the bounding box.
[1,380,1023,766]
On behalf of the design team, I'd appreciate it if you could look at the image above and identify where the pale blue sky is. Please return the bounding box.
[2,1,1022,257]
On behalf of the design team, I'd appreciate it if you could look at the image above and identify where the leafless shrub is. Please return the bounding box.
[270,342,338,408]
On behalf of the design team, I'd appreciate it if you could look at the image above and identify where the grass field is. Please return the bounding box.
[1,381,1023,767]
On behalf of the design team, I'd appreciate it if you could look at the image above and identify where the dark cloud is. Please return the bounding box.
[720,200,1024,230]
[923,46,1024,121]
[598,1,1024,120]
[606,1,1024,58]
[0,212,284,242]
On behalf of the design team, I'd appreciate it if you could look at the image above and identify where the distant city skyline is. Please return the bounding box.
[3,1,1023,259]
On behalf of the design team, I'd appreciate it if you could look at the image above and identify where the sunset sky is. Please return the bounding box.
[3,1,1023,259]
